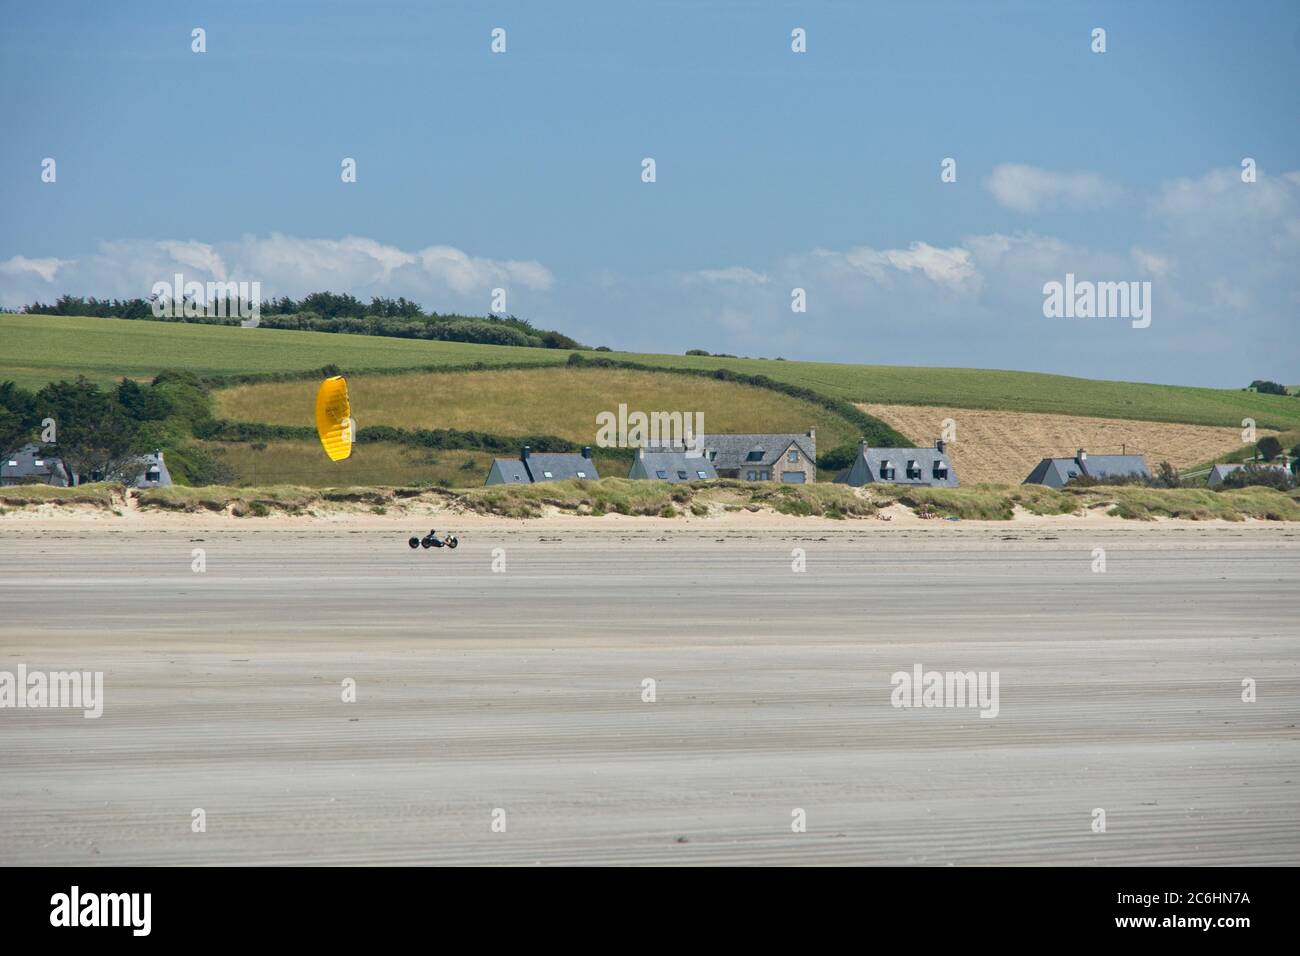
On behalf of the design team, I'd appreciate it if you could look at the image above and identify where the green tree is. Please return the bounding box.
[34,378,145,483]
[1256,436,1283,460]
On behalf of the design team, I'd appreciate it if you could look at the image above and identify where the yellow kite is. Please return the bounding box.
[314,375,354,462]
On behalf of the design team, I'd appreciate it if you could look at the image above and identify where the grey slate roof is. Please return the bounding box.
[701,432,816,471]
[1,444,70,486]
[1023,450,1150,487]
[837,442,958,487]
[486,458,532,484]
[525,453,598,482]
[1022,458,1084,488]
[628,449,718,482]
[484,448,599,485]
[1080,454,1151,480]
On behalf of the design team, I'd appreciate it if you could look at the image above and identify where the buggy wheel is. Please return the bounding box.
[446,536,458,549]
[408,537,420,549]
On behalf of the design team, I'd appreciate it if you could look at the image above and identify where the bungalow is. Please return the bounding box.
[1,444,71,487]
[484,445,599,485]
[697,429,816,483]
[836,438,958,488]
[628,447,718,483]
[1022,448,1150,487]
[1207,462,1291,487]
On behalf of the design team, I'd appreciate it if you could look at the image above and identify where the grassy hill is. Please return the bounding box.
[4,312,1299,432]
[216,366,857,447]
[0,312,563,389]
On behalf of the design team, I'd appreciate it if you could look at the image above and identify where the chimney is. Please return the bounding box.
[582,445,592,459]
[1076,448,1087,463]
[807,427,815,442]
[935,438,945,455]
[859,438,869,453]
[521,445,530,460]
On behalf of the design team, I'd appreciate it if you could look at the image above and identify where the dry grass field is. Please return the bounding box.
[858,403,1274,485]
[216,366,860,449]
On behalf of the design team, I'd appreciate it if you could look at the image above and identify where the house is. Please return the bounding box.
[0,444,71,487]
[1207,462,1291,487]
[484,445,599,485]
[1022,448,1150,487]
[836,438,958,488]
[628,447,718,483]
[133,450,172,488]
[1,445,172,488]
[697,429,816,483]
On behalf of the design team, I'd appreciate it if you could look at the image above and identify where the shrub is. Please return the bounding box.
[1220,464,1295,490]
[1151,461,1182,488]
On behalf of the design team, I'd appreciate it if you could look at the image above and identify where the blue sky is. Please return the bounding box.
[2,0,1297,386]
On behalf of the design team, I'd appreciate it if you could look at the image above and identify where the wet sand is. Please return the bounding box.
[1,524,1297,865]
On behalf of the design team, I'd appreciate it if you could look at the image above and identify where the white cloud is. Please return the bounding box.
[685,267,770,286]
[0,235,554,310]
[985,163,1120,213]
[1131,247,1173,277]
[0,256,69,283]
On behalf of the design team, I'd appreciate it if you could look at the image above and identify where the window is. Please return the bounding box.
[759,470,770,480]
[145,469,160,482]
[697,470,708,479]
[788,450,798,463]
[746,450,764,461]
[906,459,921,480]
[6,461,15,467]
[542,470,554,478]
[677,470,688,480]
[879,459,895,480]
[746,470,757,481]
[576,471,587,478]
[932,460,948,479]
[34,459,44,467]
[656,470,668,479]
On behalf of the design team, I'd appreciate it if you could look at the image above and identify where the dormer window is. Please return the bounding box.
[879,459,895,480]
[932,460,948,479]
[906,459,921,479]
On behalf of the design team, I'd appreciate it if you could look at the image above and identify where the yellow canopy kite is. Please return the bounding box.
[314,375,354,462]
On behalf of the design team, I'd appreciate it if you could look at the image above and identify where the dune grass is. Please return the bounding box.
[6,474,1294,522]
[0,482,122,509]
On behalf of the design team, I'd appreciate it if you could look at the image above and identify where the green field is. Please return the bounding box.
[215,366,858,450]
[5,313,1299,431]
[0,312,563,389]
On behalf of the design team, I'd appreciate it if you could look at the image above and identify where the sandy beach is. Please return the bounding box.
[1,519,1297,865]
